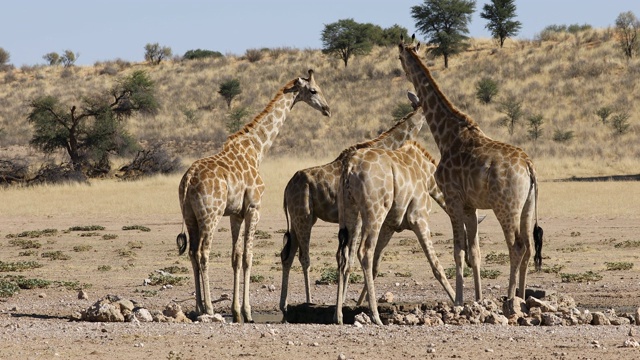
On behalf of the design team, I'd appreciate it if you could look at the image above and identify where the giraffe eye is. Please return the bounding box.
[310,89,317,95]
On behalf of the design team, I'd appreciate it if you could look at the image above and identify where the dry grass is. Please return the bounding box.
[1,28,639,180]
[2,157,639,223]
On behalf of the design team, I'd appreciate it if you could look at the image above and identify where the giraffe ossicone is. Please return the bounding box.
[176,70,330,323]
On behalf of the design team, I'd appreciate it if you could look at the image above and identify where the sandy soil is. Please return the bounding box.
[1,181,640,359]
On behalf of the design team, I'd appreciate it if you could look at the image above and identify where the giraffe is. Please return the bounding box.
[278,91,430,318]
[397,36,543,311]
[176,70,331,323]
[335,141,456,325]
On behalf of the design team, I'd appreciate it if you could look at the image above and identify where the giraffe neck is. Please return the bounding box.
[228,84,296,164]
[350,109,425,152]
[403,51,481,154]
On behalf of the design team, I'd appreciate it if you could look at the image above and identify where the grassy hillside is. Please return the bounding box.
[0,28,638,180]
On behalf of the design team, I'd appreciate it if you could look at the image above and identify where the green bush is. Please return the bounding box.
[475,78,499,104]
[183,49,223,60]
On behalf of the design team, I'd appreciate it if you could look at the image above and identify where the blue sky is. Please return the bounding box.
[3,0,640,66]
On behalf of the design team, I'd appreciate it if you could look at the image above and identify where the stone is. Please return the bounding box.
[116,299,135,313]
[379,291,394,303]
[354,312,372,325]
[591,312,611,326]
[82,299,125,322]
[610,317,631,326]
[78,290,88,300]
[634,307,640,325]
[133,308,153,322]
[622,338,640,348]
[404,313,420,325]
[541,313,564,326]
[526,297,557,313]
[485,313,508,326]
[197,313,225,323]
[503,297,527,317]
[524,288,552,299]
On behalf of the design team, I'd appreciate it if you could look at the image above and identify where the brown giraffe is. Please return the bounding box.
[176,70,331,322]
[278,92,431,318]
[398,36,543,311]
[335,141,456,325]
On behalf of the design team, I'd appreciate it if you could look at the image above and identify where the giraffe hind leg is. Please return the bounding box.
[279,230,299,318]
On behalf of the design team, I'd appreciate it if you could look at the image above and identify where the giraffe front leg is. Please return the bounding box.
[230,215,244,323]
[411,216,456,303]
[241,206,259,323]
[450,216,467,306]
[464,209,482,302]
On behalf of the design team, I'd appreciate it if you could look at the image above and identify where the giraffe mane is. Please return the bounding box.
[224,78,298,144]
[403,140,437,166]
[333,108,420,162]
[404,44,479,130]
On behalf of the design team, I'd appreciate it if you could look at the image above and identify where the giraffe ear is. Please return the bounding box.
[284,78,303,93]
[307,69,315,82]
[416,42,421,52]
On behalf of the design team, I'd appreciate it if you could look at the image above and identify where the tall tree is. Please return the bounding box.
[480,0,522,48]
[321,18,373,67]
[411,0,476,68]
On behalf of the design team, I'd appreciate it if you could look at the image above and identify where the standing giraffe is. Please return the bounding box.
[278,92,430,318]
[398,36,543,311]
[177,70,331,322]
[335,141,456,325]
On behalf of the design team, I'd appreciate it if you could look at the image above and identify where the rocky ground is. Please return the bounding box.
[1,183,640,359]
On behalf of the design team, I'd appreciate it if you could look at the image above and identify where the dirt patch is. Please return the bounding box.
[1,182,640,359]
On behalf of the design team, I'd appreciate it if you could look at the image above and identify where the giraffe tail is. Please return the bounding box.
[529,161,544,271]
[176,168,193,256]
[280,181,293,264]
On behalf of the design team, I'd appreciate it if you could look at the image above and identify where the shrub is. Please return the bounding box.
[605,262,633,271]
[122,225,150,232]
[118,143,182,180]
[527,113,544,141]
[69,225,105,231]
[610,112,631,135]
[552,129,574,143]
[244,49,264,63]
[595,106,613,125]
[183,49,223,60]
[391,102,415,121]
[497,95,523,135]
[561,271,602,283]
[475,78,499,104]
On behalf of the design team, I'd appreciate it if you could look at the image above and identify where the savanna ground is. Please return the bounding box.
[1,157,639,360]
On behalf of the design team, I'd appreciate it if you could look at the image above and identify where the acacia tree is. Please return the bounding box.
[411,0,476,68]
[615,11,640,59]
[61,50,78,67]
[321,18,373,67]
[480,0,522,48]
[27,70,158,174]
[144,43,172,65]
[0,47,10,69]
[218,79,242,109]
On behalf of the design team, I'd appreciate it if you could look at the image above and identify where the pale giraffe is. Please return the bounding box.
[398,36,543,311]
[278,92,432,318]
[176,70,331,322]
[335,141,456,325]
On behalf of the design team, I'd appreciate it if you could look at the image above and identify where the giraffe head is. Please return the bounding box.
[397,34,422,82]
[285,69,331,117]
